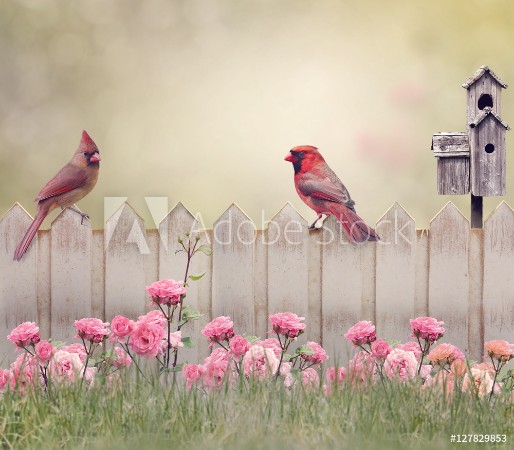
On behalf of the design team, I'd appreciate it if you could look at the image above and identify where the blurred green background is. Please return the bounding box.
[1,0,513,229]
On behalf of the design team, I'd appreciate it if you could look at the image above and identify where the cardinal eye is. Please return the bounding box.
[83,152,88,156]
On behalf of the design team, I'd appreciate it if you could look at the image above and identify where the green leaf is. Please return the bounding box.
[283,353,293,362]
[182,308,203,322]
[189,272,206,281]
[295,345,314,356]
[195,245,212,256]
[51,340,66,348]
[182,337,193,349]
[170,363,185,373]
[244,335,260,344]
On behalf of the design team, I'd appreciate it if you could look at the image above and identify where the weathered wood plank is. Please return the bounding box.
[321,216,363,364]
[376,203,416,342]
[37,229,51,340]
[468,229,484,362]
[254,230,268,339]
[267,204,308,335]
[158,203,201,363]
[307,229,322,344]
[195,229,212,360]
[212,204,254,336]
[91,230,105,320]
[105,203,147,321]
[0,204,38,361]
[429,203,469,353]
[483,202,514,344]
[50,207,92,342]
[414,229,429,317]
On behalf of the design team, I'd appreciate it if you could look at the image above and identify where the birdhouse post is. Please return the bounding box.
[432,66,510,227]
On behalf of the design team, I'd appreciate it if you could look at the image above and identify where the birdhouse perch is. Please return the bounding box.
[431,66,510,227]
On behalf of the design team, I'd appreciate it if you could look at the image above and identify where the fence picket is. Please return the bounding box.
[429,203,469,353]
[159,203,201,362]
[321,217,367,363]
[50,208,92,342]
[212,204,255,335]
[483,202,514,344]
[105,203,147,321]
[0,204,38,360]
[376,203,416,342]
[267,204,309,334]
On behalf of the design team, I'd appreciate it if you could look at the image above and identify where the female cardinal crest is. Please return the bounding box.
[284,145,379,243]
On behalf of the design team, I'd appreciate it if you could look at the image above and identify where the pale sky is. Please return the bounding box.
[1,0,513,229]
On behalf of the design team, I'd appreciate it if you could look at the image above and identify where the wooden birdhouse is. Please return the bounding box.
[432,66,509,226]
[463,67,510,196]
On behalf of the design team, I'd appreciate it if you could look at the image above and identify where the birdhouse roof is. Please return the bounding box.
[431,132,470,157]
[462,66,508,89]
[469,107,510,130]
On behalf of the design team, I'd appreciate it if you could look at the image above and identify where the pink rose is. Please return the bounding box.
[301,341,329,365]
[344,321,377,346]
[269,312,306,338]
[462,368,500,398]
[484,340,514,362]
[410,316,445,342]
[384,349,418,381]
[201,316,234,345]
[204,347,230,366]
[182,364,205,389]
[284,372,296,389]
[146,279,186,306]
[167,331,184,350]
[349,351,375,384]
[472,362,495,377]
[113,347,132,368]
[326,367,346,384]
[49,350,83,383]
[254,338,282,357]
[203,358,230,389]
[243,345,279,380]
[7,322,40,348]
[84,367,97,387]
[229,335,251,357]
[129,321,165,357]
[0,369,11,393]
[9,354,37,393]
[110,315,135,342]
[450,359,468,377]
[371,339,392,360]
[35,340,55,362]
[60,343,87,362]
[138,310,167,327]
[280,362,292,376]
[427,343,465,367]
[395,341,422,359]
[74,317,110,343]
[301,367,319,389]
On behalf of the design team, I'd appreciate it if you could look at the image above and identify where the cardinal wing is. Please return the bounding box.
[35,167,88,202]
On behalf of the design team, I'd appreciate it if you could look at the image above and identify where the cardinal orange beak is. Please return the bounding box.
[284,153,295,162]
[90,152,101,163]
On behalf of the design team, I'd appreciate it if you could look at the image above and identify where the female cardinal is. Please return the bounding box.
[13,131,101,261]
[284,145,379,243]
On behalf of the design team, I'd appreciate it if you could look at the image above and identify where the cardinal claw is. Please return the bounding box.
[80,213,90,225]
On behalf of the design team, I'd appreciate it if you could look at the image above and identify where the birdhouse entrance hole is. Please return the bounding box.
[478,93,493,110]
[485,143,495,153]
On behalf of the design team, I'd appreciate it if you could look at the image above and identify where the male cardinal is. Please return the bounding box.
[284,145,379,243]
[13,131,101,261]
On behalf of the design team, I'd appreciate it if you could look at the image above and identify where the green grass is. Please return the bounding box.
[0,376,512,450]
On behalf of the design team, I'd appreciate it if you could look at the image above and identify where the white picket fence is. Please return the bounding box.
[0,201,513,365]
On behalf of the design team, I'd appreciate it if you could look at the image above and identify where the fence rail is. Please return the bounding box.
[1,201,513,364]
